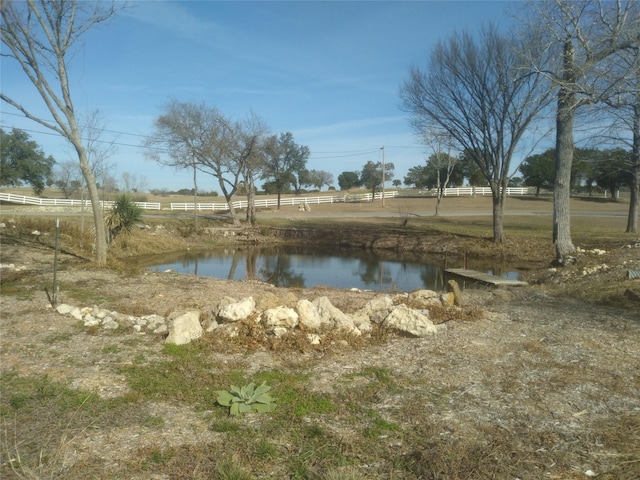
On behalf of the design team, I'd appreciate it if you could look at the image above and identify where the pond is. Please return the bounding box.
[144,246,522,292]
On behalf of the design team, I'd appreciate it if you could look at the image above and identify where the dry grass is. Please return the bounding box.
[1,189,638,479]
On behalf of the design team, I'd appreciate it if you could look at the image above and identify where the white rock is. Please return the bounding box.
[204,318,219,332]
[152,324,168,335]
[313,296,354,330]
[262,306,299,329]
[69,307,83,321]
[93,306,110,319]
[102,318,119,330]
[83,315,101,327]
[143,314,165,329]
[383,305,437,337]
[296,299,322,330]
[307,333,322,345]
[56,303,74,315]
[408,289,442,308]
[218,297,255,322]
[268,326,289,337]
[165,311,202,345]
[363,295,394,314]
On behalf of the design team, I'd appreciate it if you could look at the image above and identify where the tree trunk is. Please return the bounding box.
[246,172,256,226]
[217,178,240,226]
[492,188,505,243]
[435,170,442,216]
[192,163,198,231]
[553,41,576,264]
[77,146,107,264]
[627,104,639,233]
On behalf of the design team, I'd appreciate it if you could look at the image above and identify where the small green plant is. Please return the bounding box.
[215,381,276,416]
[104,194,143,244]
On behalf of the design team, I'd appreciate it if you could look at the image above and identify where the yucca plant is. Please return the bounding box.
[215,381,276,416]
[104,194,143,243]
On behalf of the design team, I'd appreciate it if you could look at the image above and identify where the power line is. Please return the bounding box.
[1,117,425,160]
[1,111,148,138]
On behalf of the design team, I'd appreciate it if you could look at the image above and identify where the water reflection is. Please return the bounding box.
[143,246,519,292]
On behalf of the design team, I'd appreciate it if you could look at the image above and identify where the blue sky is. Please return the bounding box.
[1,0,519,192]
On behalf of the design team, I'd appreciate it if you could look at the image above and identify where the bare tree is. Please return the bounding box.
[232,112,270,226]
[400,23,553,242]
[595,43,640,233]
[53,160,82,199]
[422,127,457,216]
[1,0,120,264]
[145,101,242,226]
[523,0,640,262]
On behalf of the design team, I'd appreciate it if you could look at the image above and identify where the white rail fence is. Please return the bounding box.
[1,188,534,212]
[0,192,161,210]
[170,191,399,212]
[421,187,532,196]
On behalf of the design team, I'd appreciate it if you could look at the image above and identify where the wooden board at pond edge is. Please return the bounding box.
[445,268,529,287]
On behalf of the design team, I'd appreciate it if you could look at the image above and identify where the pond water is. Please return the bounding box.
[144,246,522,292]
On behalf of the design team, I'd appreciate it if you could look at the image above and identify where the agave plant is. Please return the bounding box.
[215,381,276,416]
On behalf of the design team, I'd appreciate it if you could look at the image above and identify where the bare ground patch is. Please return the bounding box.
[1,227,639,479]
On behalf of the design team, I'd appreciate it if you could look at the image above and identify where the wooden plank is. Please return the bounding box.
[445,268,528,287]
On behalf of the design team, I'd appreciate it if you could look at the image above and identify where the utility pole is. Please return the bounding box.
[381,145,385,207]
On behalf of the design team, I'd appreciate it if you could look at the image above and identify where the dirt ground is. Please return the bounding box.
[1,202,639,478]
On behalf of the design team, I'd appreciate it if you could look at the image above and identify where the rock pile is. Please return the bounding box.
[54,288,459,346]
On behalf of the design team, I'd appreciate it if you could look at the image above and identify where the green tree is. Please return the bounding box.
[404,155,462,191]
[403,165,430,189]
[337,171,360,190]
[262,132,310,208]
[360,160,394,201]
[519,150,555,195]
[458,150,489,189]
[0,128,54,195]
[592,149,631,200]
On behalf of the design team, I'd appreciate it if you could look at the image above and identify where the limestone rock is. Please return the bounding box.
[165,311,202,345]
[218,297,255,322]
[296,299,322,330]
[351,311,373,333]
[102,318,119,330]
[364,295,394,313]
[313,296,355,330]
[262,306,299,329]
[83,315,101,327]
[383,305,437,337]
[56,303,74,315]
[268,326,289,337]
[408,289,443,308]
